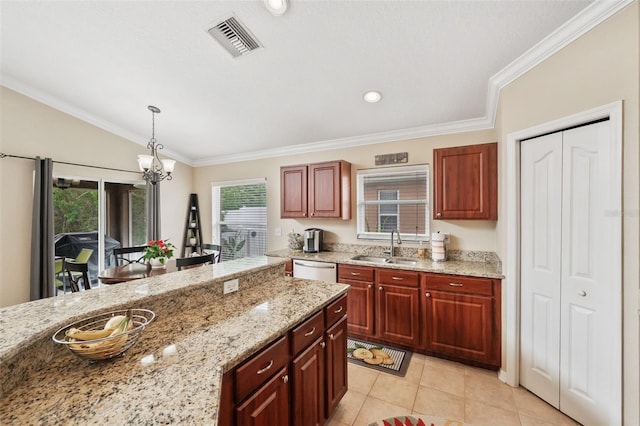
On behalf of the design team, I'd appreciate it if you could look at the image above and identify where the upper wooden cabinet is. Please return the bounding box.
[433,142,497,220]
[280,161,351,220]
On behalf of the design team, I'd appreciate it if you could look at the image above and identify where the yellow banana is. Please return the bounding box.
[66,327,113,341]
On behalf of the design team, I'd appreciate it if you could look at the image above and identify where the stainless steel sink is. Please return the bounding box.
[350,255,418,266]
[386,258,418,266]
[350,255,389,264]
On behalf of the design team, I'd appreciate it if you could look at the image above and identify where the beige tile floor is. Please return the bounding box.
[327,353,581,426]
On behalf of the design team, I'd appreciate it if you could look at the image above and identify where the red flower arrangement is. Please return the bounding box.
[142,239,175,264]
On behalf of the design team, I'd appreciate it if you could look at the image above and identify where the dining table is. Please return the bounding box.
[98,260,178,284]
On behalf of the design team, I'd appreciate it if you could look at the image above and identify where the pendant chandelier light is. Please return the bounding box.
[137,105,175,185]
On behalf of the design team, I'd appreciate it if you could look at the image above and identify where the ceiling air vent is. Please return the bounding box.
[208,15,261,58]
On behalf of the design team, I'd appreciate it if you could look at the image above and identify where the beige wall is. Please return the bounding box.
[496,4,639,424]
[194,129,498,254]
[0,87,193,307]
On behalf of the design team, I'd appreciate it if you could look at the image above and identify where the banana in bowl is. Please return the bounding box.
[52,308,155,361]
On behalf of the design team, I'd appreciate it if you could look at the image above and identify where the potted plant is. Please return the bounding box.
[288,230,303,252]
[143,239,176,269]
[189,231,197,246]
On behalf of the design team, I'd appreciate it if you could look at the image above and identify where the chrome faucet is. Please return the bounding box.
[390,229,402,258]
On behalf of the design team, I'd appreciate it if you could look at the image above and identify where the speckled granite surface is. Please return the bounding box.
[268,246,504,279]
[0,256,349,425]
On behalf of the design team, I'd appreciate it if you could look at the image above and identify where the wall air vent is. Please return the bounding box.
[208,15,261,58]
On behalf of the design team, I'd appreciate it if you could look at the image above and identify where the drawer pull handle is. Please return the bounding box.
[449,283,463,287]
[351,272,361,276]
[304,327,316,337]
[257,360,274,375]
[334,306,343,314]
[392,277,404,281]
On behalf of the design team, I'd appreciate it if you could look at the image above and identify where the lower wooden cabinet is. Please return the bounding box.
[221,294,348,425]
[422,274,501,368]
[339,263,502,370]
[236,366,290,426]
[292,338,325,426]
[325,316,348,417]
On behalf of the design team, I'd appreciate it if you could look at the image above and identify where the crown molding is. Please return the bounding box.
[192,116,493,166]
[0,76,193,166]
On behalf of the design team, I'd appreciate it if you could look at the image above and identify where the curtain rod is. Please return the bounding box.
[0,152,139,174]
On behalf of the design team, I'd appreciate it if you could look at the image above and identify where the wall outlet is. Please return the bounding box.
[224,279,239,294]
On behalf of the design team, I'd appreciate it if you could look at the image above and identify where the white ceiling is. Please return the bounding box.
[1,0,610,166]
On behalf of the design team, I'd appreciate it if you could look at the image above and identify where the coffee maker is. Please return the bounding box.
[303,228,323,253]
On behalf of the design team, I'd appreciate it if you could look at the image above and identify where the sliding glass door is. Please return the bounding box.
[53,176,146,288]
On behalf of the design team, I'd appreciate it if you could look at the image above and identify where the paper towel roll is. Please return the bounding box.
[431,232,447,261]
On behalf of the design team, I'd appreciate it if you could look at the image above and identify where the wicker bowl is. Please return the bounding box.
[52,309,155,361]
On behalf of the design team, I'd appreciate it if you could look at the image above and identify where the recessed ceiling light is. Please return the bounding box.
[363,91,382,103]
[264,0,288,16]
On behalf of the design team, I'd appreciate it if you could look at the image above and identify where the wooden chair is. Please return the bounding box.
[201,243,222,263]
[64,259,91,292]
[176,253,216,271]
[113,246,147,265]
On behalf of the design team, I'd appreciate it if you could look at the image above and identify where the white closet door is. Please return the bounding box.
[559,121,616,425]
[520,132,563,407]
[520,120,619,426]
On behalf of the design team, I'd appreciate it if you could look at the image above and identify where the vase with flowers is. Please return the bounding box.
[143,239,175,269]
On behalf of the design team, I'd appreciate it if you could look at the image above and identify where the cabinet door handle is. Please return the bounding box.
[334,306,343,314]
[392,277,404,281]
[282,374,289,383]
[425,292,431,298]
[320,341,326,349]
[379,286,383,291]
[257,360,274,375]
[436,212,442,217]
[304,327,316,337]
[350,272,361,276]
[303,213,306,217]
[328,333,334,340]
[578,290,587,297]
[449,283,463,287]
[367,284,372,289]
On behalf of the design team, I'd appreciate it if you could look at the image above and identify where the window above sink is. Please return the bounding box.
[356,164,430,242]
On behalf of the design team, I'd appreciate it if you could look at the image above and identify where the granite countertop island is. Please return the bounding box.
[0,256,349,424]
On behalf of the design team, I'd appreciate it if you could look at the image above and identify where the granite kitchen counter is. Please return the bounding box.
[267,248,504,279]
[0,256,349,425]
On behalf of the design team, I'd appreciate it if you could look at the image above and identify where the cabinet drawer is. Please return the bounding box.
[338,264,374,282]
[325,294,347,328]
[378,268,419,287]
[424,274,493,296]
[291,311,324,356]
[236,335,290,402]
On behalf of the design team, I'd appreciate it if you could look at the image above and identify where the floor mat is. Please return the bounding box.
[347,337,412,377]
[367,415,467,426]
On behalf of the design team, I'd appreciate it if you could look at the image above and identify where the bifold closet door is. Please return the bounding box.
[520,121,618,425]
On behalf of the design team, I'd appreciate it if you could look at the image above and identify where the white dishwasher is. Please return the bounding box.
[292,259,337,283]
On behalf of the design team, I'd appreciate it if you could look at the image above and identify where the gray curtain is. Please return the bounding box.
[146,181,161,241]
[30,157,55,300]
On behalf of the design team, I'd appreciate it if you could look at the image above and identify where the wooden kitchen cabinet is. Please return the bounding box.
[422,273,501,369]
[338,264,375,337]
[220,295,349,425]
[433,142,497,220]
[280,161,351,220]
[325,316,348,418]
[292,338,325,426]
[236,366,290,426]
[376,269,421,348]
